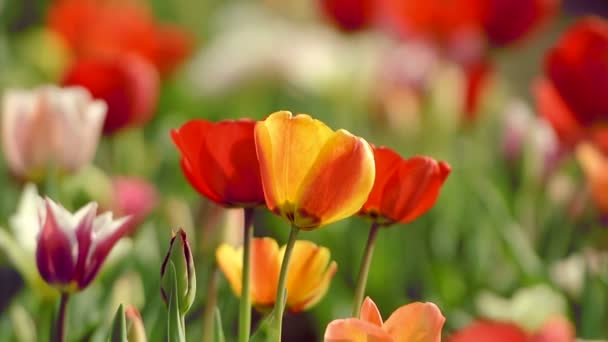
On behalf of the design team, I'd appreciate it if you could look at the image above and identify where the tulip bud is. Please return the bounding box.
[160,229,196,315]
[126,306,147,342]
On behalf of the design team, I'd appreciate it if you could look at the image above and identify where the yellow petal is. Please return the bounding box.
[282,240,337,311]
[294,130,375,229]
[383,302,445,342]
[216,244,243,296]
[250,238,280,305]
[324,318,392,342]
[255,111,333,220]
[360,297,383,327]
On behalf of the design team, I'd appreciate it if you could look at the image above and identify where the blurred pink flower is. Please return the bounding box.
[111,176,158,230]
[36,197,131,292]
[1,85,106,180]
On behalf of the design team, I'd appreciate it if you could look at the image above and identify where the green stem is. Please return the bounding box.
[238,207,255,342]
[55,292,69,342]
[202,265,219,342]
[271,225,300,341]
[352,222,380,317]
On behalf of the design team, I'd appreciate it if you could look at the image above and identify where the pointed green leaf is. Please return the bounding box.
[166,262,186,342]
[108,304,127,342]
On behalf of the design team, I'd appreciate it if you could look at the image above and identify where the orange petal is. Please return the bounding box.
[576,143,608,213]
[324,318,393,342]
[250,238,280,306]
[360,297,383,327]
[215,244,243,296]
[360,146,402,219]
[254,111,333,219]
[283,240,337,311]
[383,302,445,342]
[295,130,375,229]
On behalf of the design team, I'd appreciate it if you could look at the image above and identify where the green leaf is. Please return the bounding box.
[166,262,186,342]
[213,307,225,342]
[108,304,127,342]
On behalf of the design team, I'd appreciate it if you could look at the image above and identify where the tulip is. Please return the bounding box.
[255,110,374,338]
[535,17,608,153]
[449,318,575,342]
[62,55,159,135]
[216,237,337,312]
[1,85,106,180]
[111,176,158,231]
[35,197,131,342]
[255,111,375,230]
[47,0,192,75]
[576,143,608,214]
[319,0,374,32]
[360,146,451,226]
[352,146,449,316]
[160,229,196,316]
[172,118,266,342]
[126,306,147,342]
[324,296,445,341]
[171,119,265,208]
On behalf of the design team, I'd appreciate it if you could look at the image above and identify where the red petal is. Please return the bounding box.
[360,146,402,221]
[171,119,265,207]
[450,320,529,342]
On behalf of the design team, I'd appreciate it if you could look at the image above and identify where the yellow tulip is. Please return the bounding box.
[254,111,375,230]
[216,237,337,312]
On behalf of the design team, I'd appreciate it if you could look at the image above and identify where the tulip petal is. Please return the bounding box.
[216,244,243,296]
[251,238,280,305]
[171,120,223,203]
[381,157,450,224]
[576,143,608,213]
[532,316,575,342]
[324,318,392,342]
[360,147,402,220]
[283,241,337,311]
[360,297,383,327]
[383,302,445,342]
[449,320,529,342]
[36,200,76,286]
[255,111,334,217]
[294,130,375,229]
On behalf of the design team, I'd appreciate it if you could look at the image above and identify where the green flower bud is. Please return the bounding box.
[161,229,196,315]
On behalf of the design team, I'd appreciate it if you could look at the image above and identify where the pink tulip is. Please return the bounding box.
[1,85,106,180]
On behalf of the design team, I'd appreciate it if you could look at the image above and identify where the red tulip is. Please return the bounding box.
[47,0,192,75]
[450,321,529,342]
[535,17,608,153]
[171,119,265,208]
[360,146,451,226]
[482,0,559,46]
[62,55,159,134]
[319,0,374,32]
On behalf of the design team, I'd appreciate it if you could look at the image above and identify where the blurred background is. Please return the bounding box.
[0,0,607,340]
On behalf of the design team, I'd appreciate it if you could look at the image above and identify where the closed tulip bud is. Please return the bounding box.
[161,229,196,315]
[126,306,147,342]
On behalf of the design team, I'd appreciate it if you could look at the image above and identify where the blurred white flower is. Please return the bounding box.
[476,284,568,332]
[1,85,106,180]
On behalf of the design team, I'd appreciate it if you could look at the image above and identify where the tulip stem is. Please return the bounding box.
[55,292,69,342]
[238,207,255,342]
[271,224,300,341]
[352,222,380,317]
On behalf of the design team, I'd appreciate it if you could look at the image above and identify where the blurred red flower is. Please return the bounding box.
[359,146,451,226]
[171,119,266,208]
[319,0,374,32]
[47,0,192,76]
[535,17,608,153]
[450,318,574,342]
[62,55,159,134]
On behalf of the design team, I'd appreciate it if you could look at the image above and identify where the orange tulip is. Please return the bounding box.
[324,297,445,341]
[576,143,608,214]
[360,146,451,226]
[216,237,337,312]
[254,111,375,230]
